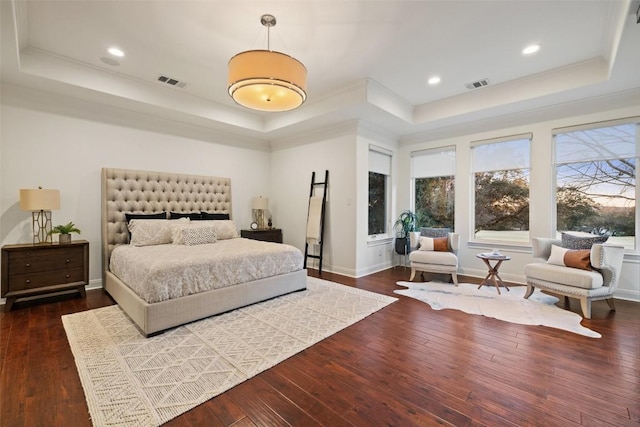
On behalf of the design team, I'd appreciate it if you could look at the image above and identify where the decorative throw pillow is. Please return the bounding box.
[129,218,188,246]
[561,232,608,250]
[418,236,449,251]
[547,244,592,270]
[169,211,202,220]
[195,220,238,240]
[419,227,450,238]
[181,226,217,246]
[124,212,167,223]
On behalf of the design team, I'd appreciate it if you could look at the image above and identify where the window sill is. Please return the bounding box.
[367,236,393,247]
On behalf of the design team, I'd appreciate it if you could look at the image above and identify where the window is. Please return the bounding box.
[369,147,392,236]
[411,147,455,229]
[471,134,531,243]
[554,119,638,250]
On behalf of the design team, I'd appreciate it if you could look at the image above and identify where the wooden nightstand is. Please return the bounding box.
[1,240,89,310]
[240,229,283,243]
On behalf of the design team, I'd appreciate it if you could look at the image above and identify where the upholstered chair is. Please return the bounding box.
[524,237,625,319]
[409,231,459,285]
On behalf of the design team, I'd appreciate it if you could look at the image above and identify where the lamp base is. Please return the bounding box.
[32,210,53,244]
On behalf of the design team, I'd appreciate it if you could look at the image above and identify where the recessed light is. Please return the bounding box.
[428,76,441,85]
[522,44,541,55]
[108,47,125,57]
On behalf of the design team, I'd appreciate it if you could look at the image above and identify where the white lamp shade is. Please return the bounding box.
[19,188,60,211]
[228,50,307,112]
[252,197,269,210]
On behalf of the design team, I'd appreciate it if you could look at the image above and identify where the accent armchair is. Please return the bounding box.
[408,232,459,285]
[524,237,625,319]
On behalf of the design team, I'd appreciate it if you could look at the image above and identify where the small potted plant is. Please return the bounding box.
[393,210,418,255]
[48,221,81,244]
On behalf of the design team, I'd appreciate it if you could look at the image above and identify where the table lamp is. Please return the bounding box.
[20,187,60,244]
[252,196,269,229]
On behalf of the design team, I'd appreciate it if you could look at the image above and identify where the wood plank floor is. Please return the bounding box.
[1,268,639,426]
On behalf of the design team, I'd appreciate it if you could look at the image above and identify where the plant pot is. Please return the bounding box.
[59,234,72,244]
[395,237,409,255]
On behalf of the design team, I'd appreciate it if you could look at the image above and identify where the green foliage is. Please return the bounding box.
[415,176,454,228]
[48,221,81,235]
[474,170,529,233]
[556,186,599,231]
[368,172,386,235]
[393,210,417,238]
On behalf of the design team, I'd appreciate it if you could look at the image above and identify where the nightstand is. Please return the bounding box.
[1,240,89,310]
[240,229,283,243]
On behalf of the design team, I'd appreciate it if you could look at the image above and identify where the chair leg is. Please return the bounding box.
[524,284,535,299]
[409,268,416,281]
[580,298,591,319]
[606,298,616,311]
[451,272,459,286]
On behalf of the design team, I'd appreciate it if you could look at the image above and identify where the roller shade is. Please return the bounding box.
[555,123,638,164]
[471,135,531,173]
[369,147,392,175]
[411,146,455,178]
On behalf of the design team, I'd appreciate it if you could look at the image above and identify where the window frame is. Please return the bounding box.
[470,133,532,245]
[368,146,393,241]
[552,117,639,252]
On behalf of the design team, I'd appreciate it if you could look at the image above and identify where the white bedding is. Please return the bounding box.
[109,238,304,303]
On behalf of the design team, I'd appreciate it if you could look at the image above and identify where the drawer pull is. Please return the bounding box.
[25,263,30,267]
[66,259,71,263]
[66,274,70,278]
[25,280,30,284]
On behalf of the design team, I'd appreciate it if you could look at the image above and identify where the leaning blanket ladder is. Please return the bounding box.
[304,170,329,274]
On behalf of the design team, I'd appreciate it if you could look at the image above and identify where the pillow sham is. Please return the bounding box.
[182,226,217,246]
[124,212,167,223]
[129,218,188,246]
[417,236,449,251]
[561,232,608,250]
[200,212,230,220]
[547,244,592,270]
[169,211,202,220]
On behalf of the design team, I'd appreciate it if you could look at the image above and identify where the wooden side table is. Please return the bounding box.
[240,229,283,243]
[476,253,511,294]
[1,240,89,310]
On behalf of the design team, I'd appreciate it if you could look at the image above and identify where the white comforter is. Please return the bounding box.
[109,238,304,303]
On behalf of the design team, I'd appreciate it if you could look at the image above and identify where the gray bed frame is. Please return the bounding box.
[101,167,307,336]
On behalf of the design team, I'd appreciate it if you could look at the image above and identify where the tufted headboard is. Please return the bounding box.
[101,167,232,276]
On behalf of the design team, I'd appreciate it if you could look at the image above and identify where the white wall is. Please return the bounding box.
[0,85,271,288]
[398,105,640,301]
[270,124,357,276]
[355,125,399,276]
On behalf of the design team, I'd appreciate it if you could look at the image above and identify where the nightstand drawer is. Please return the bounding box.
[8,247,84,275]
[10,268,86,291]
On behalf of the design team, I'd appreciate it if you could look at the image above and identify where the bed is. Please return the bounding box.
[101,167,307,336]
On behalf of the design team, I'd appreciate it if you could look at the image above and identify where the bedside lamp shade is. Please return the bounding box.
[252,197,269,229]
[19,188,60,244]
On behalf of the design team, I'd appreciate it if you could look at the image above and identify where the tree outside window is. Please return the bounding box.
[555,122,637,250]
[368,172,387,235]
[412,147,455,229]
[472,136,531,243]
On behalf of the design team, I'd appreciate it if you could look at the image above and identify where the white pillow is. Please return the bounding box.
[172,223,218,244]
[129,218,189,246]
[417,236,449,252]
[547,244,568,266]
[182,226,217,246]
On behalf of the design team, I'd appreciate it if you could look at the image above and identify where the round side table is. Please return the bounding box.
[476,253,511,294]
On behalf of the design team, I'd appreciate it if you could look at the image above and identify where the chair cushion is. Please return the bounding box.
[420,227,450,238]
[524,262,603,290]
[410,250,457,266]
[561,232,608,250]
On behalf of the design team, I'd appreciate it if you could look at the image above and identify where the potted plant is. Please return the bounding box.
[393,210,418,255]
[48,221,81,244]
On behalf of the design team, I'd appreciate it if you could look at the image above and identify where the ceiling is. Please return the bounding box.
[2,1,640,146]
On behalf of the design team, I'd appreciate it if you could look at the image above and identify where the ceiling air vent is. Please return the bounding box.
[157,75,187,89]
[465,78,490,90]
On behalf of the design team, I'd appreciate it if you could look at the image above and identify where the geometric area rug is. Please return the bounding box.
[62,276,397,427]
[395,281,601,339]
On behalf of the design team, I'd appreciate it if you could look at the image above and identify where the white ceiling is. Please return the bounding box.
[2,0,640,146]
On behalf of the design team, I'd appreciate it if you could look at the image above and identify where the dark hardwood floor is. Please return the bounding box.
[1,268,639,426]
